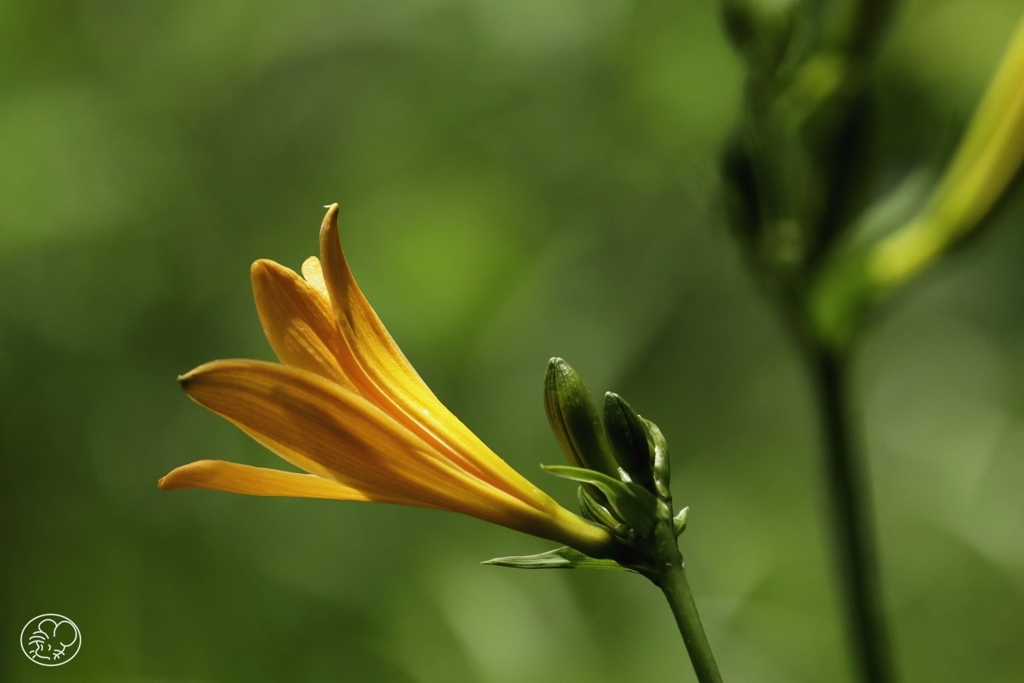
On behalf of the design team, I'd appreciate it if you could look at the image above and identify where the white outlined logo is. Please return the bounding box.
[20,614,81,666]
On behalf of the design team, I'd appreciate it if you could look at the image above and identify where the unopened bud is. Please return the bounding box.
[543,358,620,478]
[603,392,656,492]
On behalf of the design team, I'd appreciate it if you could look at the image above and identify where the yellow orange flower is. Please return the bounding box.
[160,205,612,556]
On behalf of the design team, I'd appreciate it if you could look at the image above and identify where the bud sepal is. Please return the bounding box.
[674,507,690,537]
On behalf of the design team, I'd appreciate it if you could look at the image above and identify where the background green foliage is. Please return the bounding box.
[2,0,1023,681]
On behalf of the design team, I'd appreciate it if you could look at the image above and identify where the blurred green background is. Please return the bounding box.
[2,0,1023,681]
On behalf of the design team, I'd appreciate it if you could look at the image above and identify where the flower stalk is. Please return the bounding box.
[655,533,723,683]
[649,432,722,683]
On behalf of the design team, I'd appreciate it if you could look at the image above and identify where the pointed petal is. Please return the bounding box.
[177,360,545,520]
[251,259,359,391]
[158,460,377,501]
[316,204,555,512]
[301,256,329,299]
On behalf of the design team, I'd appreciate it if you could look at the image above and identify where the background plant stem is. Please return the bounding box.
[812,348,893,683]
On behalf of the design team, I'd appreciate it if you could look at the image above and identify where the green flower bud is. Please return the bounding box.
[543,358,620,479]
[603,392,656,492]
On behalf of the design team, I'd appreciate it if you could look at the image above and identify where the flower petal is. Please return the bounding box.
[251,259,359,391]
[316,204,555,513]
[158,460,376,500]
[177,359,548,522]
[300,256,329,299]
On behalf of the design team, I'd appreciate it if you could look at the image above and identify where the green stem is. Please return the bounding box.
[655,524,723,683]
[813,349,894,683]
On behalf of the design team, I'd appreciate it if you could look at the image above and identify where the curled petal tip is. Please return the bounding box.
[320,203,340,235]
[319,205,344,266]
[250,258,299,302]
[177,369,199,389]
[159,460,230,490]
[250,260,287,307]
[158,465,192,490]
[250,258,276,278]
[157,459,227,491]
[177,361,226,393]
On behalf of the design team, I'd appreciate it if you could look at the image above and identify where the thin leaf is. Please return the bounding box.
[483,546,634,572]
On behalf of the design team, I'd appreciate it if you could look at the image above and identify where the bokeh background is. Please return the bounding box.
[2,0,1023,681]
